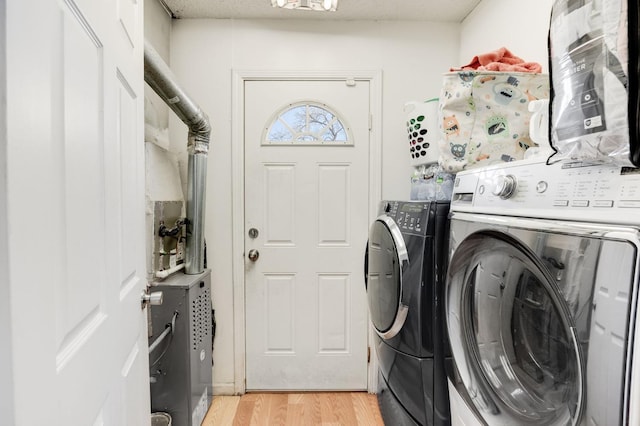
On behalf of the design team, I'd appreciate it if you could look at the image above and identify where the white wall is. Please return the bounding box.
[144,0,172,129]
[460,0,553,72]
[144,0,186,281]
[0,0,15,422]
[169,19,461,393]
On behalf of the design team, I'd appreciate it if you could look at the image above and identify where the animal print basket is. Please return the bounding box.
[438,71,550,172]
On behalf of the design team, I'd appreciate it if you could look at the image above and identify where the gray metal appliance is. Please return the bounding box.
[446,159,640,425]
[365,200,450,426]
[149,270,213,426]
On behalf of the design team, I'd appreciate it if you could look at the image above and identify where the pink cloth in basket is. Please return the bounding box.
[451,47,542,73]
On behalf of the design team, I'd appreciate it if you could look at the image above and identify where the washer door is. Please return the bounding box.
[446,230,584,426]
[366,215,409,339]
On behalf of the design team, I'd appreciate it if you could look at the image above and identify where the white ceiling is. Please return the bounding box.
[160,0,483,22]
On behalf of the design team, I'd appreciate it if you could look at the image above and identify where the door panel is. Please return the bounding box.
[6,0,148,424]
[244,79,370,390]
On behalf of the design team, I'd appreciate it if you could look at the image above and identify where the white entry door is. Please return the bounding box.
[244,79,371,390]
[4,0,148,424]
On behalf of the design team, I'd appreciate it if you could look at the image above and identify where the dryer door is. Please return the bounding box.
[366,215,410,340]
[446,229,584,426]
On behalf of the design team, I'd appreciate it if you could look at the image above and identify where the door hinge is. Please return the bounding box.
[367,347,371,363]
[368,114,372,130]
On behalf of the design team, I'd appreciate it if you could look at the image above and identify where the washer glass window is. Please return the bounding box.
[448,231,583,425]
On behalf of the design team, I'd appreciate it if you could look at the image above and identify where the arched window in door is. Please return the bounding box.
[264,101,352,145]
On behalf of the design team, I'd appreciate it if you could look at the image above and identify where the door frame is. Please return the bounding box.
[231,69,382,394]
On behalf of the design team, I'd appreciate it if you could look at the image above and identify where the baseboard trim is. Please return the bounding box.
[213,383,238,396]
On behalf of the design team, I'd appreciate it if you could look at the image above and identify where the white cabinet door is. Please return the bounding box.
[244,79,370,390]
[4,0,149,424]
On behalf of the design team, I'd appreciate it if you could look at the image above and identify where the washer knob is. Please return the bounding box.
[492,174,517,199]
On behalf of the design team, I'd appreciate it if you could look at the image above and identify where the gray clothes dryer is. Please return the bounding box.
[365,200,450,426]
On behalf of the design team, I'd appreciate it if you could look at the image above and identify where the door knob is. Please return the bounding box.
[141,289,163,309]
[248,249,260,262]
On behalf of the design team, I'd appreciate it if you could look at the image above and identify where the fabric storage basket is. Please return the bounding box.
[438,71,550,172]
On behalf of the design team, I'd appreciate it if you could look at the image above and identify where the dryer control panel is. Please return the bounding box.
[380,201,430,236]
[451,159,640,225]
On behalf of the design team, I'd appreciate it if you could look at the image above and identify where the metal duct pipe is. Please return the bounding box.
[143,40,210,275]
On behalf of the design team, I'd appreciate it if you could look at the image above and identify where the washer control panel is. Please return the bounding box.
[491,174,518,199]
[451,159,640,224]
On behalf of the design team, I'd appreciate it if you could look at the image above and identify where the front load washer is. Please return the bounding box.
[365,200,450,426]
[445,159,640,425]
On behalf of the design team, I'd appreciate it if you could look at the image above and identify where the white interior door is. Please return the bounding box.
[244,79,371,390]
[5,0,149,424]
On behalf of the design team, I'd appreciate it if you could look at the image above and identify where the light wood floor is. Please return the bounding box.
[202,392,384,426]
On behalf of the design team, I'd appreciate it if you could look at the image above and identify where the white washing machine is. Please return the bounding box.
[445,159,640,425]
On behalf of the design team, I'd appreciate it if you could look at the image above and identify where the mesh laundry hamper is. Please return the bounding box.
[405,98,440,166]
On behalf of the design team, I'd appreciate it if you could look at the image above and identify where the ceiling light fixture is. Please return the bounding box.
[271,0,338,12]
